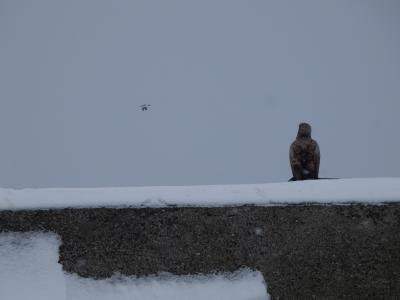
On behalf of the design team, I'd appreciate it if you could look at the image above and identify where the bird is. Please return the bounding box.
[289,122,320,181]
[140,104,151,111]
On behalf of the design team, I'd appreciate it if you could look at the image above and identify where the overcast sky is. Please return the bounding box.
[0,0,399,188]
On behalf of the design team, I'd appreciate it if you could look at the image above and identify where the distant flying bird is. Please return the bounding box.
[140,104,151,111]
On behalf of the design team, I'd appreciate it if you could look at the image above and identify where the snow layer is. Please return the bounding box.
[67,271,268,300]
[0,178,399,211]
[0,232,269,300]
[0,233,66,300]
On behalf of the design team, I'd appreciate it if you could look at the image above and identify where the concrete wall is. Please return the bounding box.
[1,204,399,299]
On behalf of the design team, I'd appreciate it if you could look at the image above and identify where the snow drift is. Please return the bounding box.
[0,178,399,211]
[0,232,269,300]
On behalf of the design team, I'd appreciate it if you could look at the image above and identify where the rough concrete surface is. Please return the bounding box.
[1,204,400,299]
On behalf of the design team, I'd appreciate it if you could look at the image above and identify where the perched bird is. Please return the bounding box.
[289,123,320,181]
[140,104,151,111]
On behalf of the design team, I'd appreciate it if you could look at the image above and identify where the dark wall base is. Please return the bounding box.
[1,204,400,299]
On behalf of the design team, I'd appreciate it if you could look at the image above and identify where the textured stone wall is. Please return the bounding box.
[1,204,400,299]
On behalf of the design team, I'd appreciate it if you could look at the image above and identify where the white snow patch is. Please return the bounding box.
[0,233,66,300]
[66,271,268,300]
[0,232,269,300]
[0,178,399,211]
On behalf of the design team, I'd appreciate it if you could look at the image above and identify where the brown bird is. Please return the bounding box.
[289,123,320,181]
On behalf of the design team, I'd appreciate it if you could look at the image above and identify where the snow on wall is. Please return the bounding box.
[1,202,400,298]
[0,232,269,300]
[0,178,399,211]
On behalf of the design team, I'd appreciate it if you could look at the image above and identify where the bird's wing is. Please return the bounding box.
[314,142,320,178]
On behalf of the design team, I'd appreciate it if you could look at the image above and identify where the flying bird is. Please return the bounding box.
[140,104,151,111]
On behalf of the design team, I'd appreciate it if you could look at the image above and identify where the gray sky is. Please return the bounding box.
[1,0,399,188]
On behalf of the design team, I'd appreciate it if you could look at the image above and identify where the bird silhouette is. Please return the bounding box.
[140,104,151,111]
